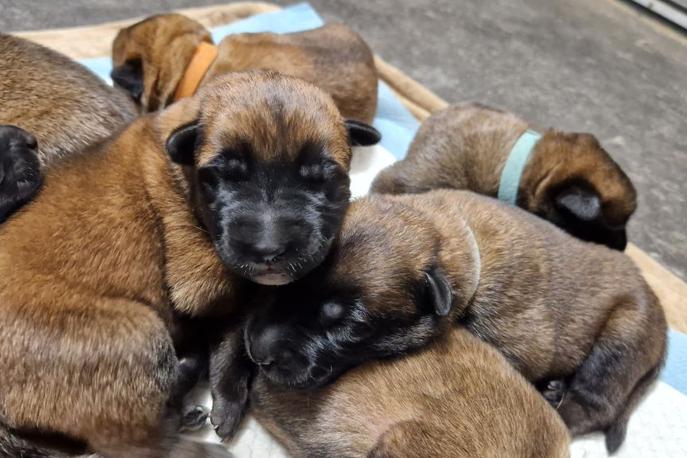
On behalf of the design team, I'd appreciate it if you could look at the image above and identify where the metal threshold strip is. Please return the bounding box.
[628,0,687,30]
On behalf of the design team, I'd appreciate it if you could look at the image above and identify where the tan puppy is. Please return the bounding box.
[252,328,570,458]
[235,190,666,453]
[0,33,136,222]
[111,14,378,123]
[0,71,363,456]
[371,103,637,250]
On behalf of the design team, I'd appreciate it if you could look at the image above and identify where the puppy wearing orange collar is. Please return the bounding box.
[111,14,378,123]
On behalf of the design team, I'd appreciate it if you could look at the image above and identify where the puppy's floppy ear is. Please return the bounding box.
[424,266,453,317]
[166,121,201,166]
[345,120,381,146]
[111,59,144,102]
[554,184,601,222]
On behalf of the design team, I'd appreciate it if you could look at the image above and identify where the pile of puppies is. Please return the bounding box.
[0,11,667,458]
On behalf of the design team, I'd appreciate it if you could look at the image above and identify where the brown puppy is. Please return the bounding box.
[252,327,570,458]
[237,190,666,453]
[0,33,136,222]
[0,71,363,456]
[111,14,378,123]
[371,103,637,250]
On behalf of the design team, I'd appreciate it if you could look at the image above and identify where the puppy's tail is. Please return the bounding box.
[605,362,662,454]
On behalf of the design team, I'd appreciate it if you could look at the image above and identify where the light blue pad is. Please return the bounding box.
[663,330,687,395]
[78,2,419,159]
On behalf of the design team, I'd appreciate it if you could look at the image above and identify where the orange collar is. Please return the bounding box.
[173,42,218,101]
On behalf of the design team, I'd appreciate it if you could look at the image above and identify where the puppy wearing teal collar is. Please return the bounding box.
[372,102,636,250]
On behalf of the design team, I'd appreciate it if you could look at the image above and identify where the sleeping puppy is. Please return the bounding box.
[0,33,136,223]
[0,71,372,456]
[215,190,666,453]
[111,14,378,123]
[252,327,570,458]
[371,103,637,250]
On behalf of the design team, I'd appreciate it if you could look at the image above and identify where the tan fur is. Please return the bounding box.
[0,72,349,456]
[371,103,636,230]
[300,189,666,447]
[0,33,135,167]
[252,327,570,458]
[112,15,378,122]
[111,14,212,113]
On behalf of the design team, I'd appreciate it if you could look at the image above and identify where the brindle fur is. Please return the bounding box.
[252,328,570,458]
[371,103,637,250]
[112,14,378,122]
[0,71,357,457]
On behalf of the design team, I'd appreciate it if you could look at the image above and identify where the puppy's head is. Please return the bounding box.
[160,71,379,285]
[244,196,455,388]
[521,131,637,250]
[112,13,211,112]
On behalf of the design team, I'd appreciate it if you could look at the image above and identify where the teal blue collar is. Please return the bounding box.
[497,129,542,205]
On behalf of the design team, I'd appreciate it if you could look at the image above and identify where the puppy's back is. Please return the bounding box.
[0,34,136,165]
[213,23,378,123]
[252,328,570,457]
[371,103,525,195]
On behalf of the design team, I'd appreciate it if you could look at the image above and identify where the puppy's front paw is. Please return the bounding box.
[180,405,210,432]
[541,379,567,407]
[0,125,42,223]
[210,388,248,441]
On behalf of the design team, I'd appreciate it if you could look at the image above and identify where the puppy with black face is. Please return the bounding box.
[0,71,377,456]
[215,190,665,453]
[167,71,379,286]
[371,103,637,250]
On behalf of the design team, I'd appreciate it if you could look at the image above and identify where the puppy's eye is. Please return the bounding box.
[320,302,345,326]
[224,158,248,181]
[299,162,326,182]
[197,166,220,196]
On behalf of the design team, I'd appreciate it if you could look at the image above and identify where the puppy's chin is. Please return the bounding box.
[252,272,292,286]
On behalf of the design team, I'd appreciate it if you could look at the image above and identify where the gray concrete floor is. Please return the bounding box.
[1,0,686,279]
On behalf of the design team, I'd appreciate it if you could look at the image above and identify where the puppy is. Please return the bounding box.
[371,103,637,250]
[0,71,371,456]
[226,190,666,453]
[0,33,136,223]
[252,328,570,458]
[111,14,378,123]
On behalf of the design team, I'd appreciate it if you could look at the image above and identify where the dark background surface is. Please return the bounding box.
[1,0,685,279]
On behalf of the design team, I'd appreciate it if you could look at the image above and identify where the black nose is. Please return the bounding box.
[249,325,297,370]
[250,240,287,263]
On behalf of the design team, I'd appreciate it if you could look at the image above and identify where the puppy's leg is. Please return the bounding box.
[0,125,42,223]
[555,296,666,453]
[209,326,255,441]
[0,296,229,457]
[169,316,212,432]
